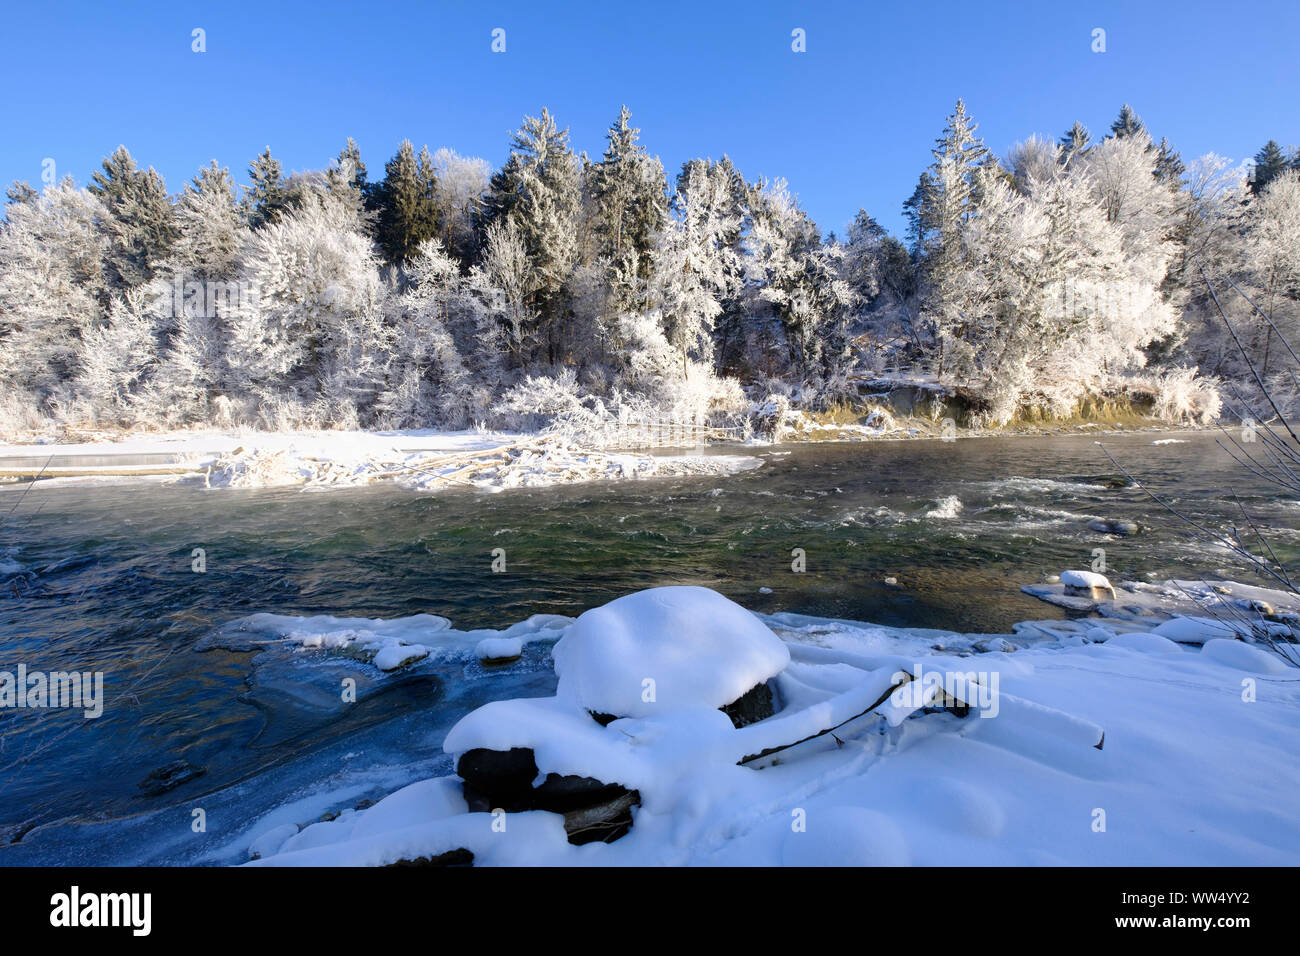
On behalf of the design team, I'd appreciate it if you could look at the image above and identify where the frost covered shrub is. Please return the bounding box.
[493,368,608,435]
[1150,368,1223,424]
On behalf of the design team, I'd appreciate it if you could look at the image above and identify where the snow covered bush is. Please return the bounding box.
[1149,368,1223,424]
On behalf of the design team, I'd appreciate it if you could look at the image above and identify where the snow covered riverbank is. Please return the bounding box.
[0,427,763,492]
[213,578,1300,867]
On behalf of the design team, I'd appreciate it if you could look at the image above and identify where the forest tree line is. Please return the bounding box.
[1,101,1297,435]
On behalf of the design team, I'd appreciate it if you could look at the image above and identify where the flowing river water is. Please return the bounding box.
[0,428,1293,862]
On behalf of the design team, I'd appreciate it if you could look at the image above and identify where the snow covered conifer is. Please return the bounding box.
[1251,140,1290,195]
[88,146,178,292]
[1058,123,1092,165]
[171,160,246,280]
[1109,104,1147,140]
[245,147,293,229]
[481,109,582,362]
[587,106,669,303]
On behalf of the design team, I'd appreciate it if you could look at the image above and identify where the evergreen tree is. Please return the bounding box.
[324,137,370,226]
[673,156,751,372]
[1154,137,1186,189]
[373,140,440,265]
[337,137,368,196]
[587,106,668,296]
[482,109,582,361]
[88,145,178,291]
[245,147,292,229]
[172,160,246,279]
[1251,140,1289,195]
[914,99,994,373]
[1109,104,1146,139]
[1059,123,1091,165]
[5,181,37,206]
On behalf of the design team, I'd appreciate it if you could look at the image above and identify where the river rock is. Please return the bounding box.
[553,585,789,720]
[456,745,642,844]
[386,848,474,867]
[1060,569,1117,601]
[720,681,776,728]
[1088,518,1141,536]
[138,758,207,796]
[456,747,540,812]
[1235,598,1275,615]
[476,636,523,664]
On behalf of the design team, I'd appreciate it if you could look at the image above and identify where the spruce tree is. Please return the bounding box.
[1154,137,1186,188]
[88,145,178,290]
[324,138,371,225]
[1251,140,1289,195]
[173,160,245,279]
[914,100,995,374]
[373,140,440,265]
[1109,104,1146,139]
[587,106,668,290]
[482,109,582,361]
[245,147,292,229]
[1059,123,1091,164]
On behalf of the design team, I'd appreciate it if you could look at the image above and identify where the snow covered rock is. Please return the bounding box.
[475,636,523,663]
[1200,638,1292,674]
[373,644,430,671]
[248,823,300,861]
[553,586,790,721]
[1152,616,1244,645]
[1060,569,1116,601]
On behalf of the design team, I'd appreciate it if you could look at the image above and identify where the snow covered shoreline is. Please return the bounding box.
[204,576,1300,867]
[0,427,763,492]
[0,418,1215,490]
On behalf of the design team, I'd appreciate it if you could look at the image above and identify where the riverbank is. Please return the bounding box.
[233,578,1298,867]
[0,415,1214,492]
[0,427,764,491]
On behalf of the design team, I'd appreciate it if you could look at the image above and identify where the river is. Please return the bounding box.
[0,428,1291,862]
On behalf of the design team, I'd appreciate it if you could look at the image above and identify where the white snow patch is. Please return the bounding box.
[552,585,790,718]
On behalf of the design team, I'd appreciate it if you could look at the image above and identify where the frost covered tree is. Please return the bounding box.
[912,100,996,376]
[1058,123,1092,165]
[481,109,582,362]
[224,195,386,425]
[470,217,535,366]
[88,146,177,293]
[586,106,668,306]
[170,161,245,279]
[1240,171,1300,378]
[245,147,293,230]
[0,183,108,419]
[672,157,751,373]
[75,288,165,425]
[428,148,489,264]
[373,238,493,428]
[745,179,853,380]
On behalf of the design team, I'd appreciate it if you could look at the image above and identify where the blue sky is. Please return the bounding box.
[4,0,1297,237]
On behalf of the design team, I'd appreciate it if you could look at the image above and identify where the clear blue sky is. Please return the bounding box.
[4,0,1297,238]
